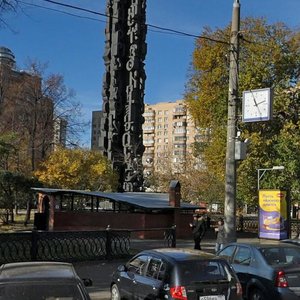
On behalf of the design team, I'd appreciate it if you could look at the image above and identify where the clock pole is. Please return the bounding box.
[224,0,240,243]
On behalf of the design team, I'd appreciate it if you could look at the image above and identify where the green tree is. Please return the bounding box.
[0,171,39,224]
[35,148,119,191]
[185,18,300,206]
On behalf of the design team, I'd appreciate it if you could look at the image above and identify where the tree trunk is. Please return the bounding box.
[10,208,14,223]
[24,200,31,226]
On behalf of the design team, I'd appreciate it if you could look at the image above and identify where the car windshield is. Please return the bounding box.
[0,283,83,300]
[177,260,233,285]
[260,247,300,266]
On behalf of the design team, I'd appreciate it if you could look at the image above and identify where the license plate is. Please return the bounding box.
[199,296,225,300]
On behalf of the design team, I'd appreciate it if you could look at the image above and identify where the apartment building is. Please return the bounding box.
[53,117,67,150]
[0,47,65,170]
[92,100,203,176]
[143,100,199,176]
[91,110,102,151]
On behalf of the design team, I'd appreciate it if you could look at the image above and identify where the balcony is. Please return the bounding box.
[173,128,187,134]
[143,111,155,117]
[144,147,155,154]
[143,125,155,133]
[173,107,186,116]
[144,139,155,145]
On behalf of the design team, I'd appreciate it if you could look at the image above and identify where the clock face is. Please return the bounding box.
[242,88,272,122]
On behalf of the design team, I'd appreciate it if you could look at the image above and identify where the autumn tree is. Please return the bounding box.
[35,148,119,191]
[0,58,87,174]
[185,18,300,206]
[20,60,86,171]
[147,150,224,206]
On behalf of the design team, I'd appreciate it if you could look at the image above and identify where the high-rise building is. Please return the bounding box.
[53,117,67,150]
[92,100,203,178]
[0,47,60,171]
[143,100,200,176]
[91,111,103,151]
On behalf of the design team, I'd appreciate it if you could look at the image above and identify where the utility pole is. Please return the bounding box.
[224,0,240,243]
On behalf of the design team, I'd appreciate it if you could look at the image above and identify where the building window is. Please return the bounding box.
[174,136,186,141]
[174,128,186,134]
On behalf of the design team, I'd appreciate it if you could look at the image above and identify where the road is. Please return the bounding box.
[74,233,272,300]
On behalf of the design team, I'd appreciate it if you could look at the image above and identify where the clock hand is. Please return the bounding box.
[250,91,258,106]
[256,100,266,106]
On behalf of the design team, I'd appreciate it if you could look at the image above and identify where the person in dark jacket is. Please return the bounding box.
[190,214,206,250]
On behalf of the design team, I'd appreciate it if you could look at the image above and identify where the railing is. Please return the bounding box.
[0,226,176,264]
[211,215,300,236]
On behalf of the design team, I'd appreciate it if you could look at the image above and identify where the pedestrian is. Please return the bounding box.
[206,215,211,229]
[190,214,206,250]
[215,218,225,253]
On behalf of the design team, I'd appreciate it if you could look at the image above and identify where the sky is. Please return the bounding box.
[1,0,299,147]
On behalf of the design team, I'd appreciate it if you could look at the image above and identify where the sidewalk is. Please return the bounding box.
[74,231,279,300]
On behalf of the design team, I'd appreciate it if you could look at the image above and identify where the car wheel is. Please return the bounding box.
[111,284,121,300]
[249,288,265,300]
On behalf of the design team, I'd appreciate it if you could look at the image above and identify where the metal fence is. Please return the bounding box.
[0,227,176,264]
[211,215,300,236]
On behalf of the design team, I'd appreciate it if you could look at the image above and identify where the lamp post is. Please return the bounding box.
[257,166,285,190]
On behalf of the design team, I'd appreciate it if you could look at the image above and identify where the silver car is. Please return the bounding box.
[217,243,300,300]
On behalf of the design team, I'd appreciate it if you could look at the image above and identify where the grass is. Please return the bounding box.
[0,211,34,233]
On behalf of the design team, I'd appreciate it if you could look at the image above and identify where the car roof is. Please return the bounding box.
[0,261,78,282]
[139,248,222,262]
[225,242,300,250]
[282,239,300,244]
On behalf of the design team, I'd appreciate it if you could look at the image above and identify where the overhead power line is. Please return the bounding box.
[26,0,229,45]
[19,1,105,23]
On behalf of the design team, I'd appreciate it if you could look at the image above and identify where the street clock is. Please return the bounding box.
[242,88,273,122]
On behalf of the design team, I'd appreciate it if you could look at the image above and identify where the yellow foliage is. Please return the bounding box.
[34,148,118,191]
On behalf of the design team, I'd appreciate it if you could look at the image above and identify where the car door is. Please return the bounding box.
[231,245,253,292]
[120,255,149,299]
[135,256,167,300]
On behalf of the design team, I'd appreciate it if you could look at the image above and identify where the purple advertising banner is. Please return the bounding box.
[259,190,288,240]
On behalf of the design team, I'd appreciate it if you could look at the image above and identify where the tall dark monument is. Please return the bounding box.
[100,0,147,192]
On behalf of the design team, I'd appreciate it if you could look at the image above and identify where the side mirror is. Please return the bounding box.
[82,278,93,287]
[117,265,126,272]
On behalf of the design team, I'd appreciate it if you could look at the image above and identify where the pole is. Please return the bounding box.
[224,0,240,243]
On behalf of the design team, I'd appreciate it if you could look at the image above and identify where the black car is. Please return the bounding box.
[0,261,92,300]
[217,243,300,300]
[111,248,242,300]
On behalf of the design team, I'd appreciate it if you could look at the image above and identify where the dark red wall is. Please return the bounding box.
[53,211,193,239]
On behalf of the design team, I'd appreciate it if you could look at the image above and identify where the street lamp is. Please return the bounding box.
[257,166,285,190]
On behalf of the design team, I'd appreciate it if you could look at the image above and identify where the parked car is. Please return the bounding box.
[111,248,242,300]
[0,261,92,300]
[281,238,300,246]
[217,243,300,300]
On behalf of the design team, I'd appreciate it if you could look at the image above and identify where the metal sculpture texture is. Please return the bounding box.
[100,0,146,192]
